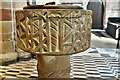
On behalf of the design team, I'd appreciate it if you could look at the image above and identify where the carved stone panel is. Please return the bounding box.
[15,9,92,55]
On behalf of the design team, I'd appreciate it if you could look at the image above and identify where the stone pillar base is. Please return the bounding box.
[37,55,70,78]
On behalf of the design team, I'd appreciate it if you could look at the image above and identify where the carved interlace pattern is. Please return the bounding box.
[15,9,92,55]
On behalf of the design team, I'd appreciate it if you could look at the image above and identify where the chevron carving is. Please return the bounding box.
[15,9,92,55]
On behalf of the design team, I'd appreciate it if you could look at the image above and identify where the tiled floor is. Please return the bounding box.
[0,47,119,79]
[71,47,120,80]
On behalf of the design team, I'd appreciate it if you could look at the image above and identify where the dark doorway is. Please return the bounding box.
[87,0,104,29]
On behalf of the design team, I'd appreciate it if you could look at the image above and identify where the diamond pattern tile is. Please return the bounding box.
[0,47,119,79]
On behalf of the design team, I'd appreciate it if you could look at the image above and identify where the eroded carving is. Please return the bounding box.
[15,9,92,55]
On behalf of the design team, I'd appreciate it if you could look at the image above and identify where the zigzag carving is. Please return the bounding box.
[49,18,59,52]
[15,10,92,55]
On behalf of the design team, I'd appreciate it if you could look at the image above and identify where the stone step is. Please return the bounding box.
[0,52,18,65]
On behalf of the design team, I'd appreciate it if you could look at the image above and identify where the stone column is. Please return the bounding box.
[0,1,18,65]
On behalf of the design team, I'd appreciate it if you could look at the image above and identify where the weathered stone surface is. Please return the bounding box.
[0,9,12,21]
[0,21,13,41]
[16,48,32,61]
[0,52,18,65]
[15,9,92,55]
[0,21,12,33]
[0,41,14,53]
[0,33,12,41]
[0,2,11,9]
[0,2,1,9]
[15,7,92,78]
[18,52,31,61]
[37,55,70,78]
[0,22,2,33]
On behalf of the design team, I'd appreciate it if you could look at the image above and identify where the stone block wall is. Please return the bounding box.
[0,1,32,65]
[0,1,17,65]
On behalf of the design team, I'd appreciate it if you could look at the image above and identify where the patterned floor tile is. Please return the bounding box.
[96,48,107,53]
[70,47,119,79]
[30,73,38,78]
[100,54,111,57]
[0,48,119,79]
